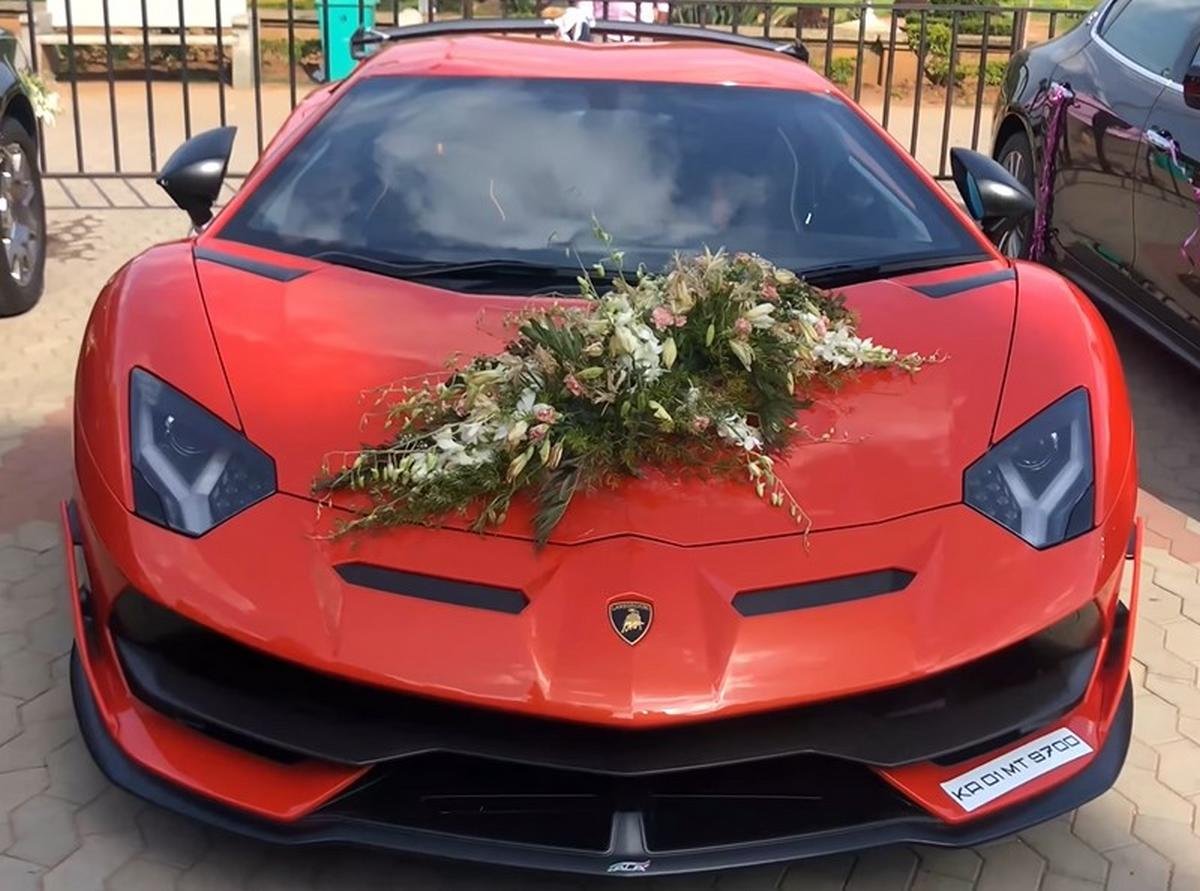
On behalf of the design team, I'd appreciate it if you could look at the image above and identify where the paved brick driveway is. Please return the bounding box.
[0,208,1198,890]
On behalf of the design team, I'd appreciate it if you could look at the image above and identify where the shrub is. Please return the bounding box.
[909,19,1012,87]
[828,57,855,87]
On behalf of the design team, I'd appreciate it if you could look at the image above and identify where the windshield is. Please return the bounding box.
[218,76,983,276]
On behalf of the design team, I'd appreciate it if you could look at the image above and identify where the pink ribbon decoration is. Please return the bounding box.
[1030,82,1075,263]
[1159,138,1200,271]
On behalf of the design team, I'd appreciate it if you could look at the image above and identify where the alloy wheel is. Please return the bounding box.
[0,142,40,286]
[998,149,1030,259]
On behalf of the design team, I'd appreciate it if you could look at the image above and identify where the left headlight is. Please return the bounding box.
[130,369,275,536]
[964,388,1093,549]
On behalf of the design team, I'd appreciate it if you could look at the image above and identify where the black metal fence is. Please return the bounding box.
[8,0,1093,192]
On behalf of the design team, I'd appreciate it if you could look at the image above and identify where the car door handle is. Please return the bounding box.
[1146,126,1179,155]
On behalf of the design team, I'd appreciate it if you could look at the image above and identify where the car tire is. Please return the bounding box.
[0,116,45,317]
[994,129,1035,260]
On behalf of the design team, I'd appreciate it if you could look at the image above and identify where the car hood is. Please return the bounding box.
[195,248,1017,546]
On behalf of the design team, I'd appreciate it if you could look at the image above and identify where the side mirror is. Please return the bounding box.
[1185,65,1200,110]
[156,126,237,228]
[950,147,1035,239]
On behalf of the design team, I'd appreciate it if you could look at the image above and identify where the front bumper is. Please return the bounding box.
[72,643,1132,875]
[62,490,1142,875]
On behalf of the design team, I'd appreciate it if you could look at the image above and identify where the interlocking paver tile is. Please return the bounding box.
[1156,567,1200,605]
[27,606,73,656]
[0,766,48,815]
[18,680,72,725]
[1134,625,1198,682]
[75,786,145,837]
[1145,675,1200,719]
[778,854,857,890]
[1157,738,1200,798]
[1131,693,1184,746]
[0,691,20,746]
[1127,737,1161,770]
[712,864,787,890]
[1141,585,1185,626]
[0,854,43,891]
[0,648,55,702]
[1103,842,1172,891]
[844,846,918,890]
[136,806,211,870]
[1165,622,1200,668]
[910,870,974,890]
[44,736,109,804]
[7,792,81,866]
[1131,815,1200,890]
[975,839,1046,891]
[177,834,270,891]
[1114,763,1196,823]
[1041,877,1105,891]
[5,566,65,604]
[1082,792,1146,853]
[107,856,185,891]
[911,845,982,882]
[41,829,142,891]
[0,717,78,772]
[15,520,61,553]
[1181,716,1200,746]
[0,548,38,584]
[1019,816,1109,883]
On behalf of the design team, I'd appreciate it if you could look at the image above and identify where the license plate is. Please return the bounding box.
[940,727,1093,813]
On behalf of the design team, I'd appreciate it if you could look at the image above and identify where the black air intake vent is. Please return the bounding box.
[732,569,915,616]
[336,564,528,614]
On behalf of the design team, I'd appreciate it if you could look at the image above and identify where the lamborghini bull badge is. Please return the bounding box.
[609,600,653,645]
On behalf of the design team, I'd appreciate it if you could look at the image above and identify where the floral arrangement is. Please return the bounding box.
[17,70,60,125]
[316,248,930,545]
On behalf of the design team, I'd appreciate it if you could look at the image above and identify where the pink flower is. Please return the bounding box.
[529,423,550,443]
[814,317,828,338]
[452,395,470,417]
[691,415,711,433]
[674,313,688,327]
[651,306,677,330]
[760,281,779,302]
[733,318,752,339]
[534,405,558,424]
[563,374,584,397]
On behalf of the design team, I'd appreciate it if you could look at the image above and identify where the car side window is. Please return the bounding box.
[1100,0,1200,80]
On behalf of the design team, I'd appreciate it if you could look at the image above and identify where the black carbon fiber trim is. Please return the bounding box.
[336,563,528,614]
[733,569,914,617]
[911,268,1015,298]
[194,245,310,282]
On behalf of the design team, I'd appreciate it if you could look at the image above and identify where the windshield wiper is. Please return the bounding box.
[314,250,598,290]
[798,253,990,288]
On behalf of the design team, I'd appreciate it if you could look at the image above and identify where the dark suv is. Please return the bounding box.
[992,0,1200,368]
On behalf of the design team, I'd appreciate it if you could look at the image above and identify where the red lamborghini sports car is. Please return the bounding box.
[65,20,1140,876]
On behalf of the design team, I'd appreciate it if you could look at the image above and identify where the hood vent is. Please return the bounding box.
[733,569,914,617]
[336,563,528,614]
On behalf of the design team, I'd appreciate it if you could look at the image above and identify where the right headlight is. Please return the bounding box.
[964,388,1093,549]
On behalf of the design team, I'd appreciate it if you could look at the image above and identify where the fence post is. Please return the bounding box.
[1012,8,1028,52]
[232,13,253,88]
[17,7,51,80]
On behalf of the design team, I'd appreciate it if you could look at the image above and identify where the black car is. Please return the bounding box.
[0,30,45,316]
[992,0,1200,368]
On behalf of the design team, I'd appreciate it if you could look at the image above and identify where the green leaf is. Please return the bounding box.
[533,461,581,547]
